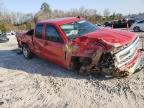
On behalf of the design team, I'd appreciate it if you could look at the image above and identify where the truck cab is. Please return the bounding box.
[16,17,143,77]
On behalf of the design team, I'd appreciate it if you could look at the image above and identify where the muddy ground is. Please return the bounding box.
[0,33,144,108]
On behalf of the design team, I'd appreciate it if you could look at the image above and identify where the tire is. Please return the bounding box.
[133,26,141,32]
[22,44,33,59]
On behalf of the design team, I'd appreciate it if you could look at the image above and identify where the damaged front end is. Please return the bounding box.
[67,36,143,77]
[111,36,143,76]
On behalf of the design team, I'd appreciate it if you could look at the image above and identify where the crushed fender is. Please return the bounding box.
[64,36,143,77]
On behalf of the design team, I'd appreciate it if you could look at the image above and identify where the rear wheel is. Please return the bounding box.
[22,44,33,59]
[133,26,140,32]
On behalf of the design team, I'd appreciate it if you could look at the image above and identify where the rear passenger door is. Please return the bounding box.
[33,24,45,56]
[43,24,66,66]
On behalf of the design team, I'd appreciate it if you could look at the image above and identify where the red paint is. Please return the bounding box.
[16,17,142,73]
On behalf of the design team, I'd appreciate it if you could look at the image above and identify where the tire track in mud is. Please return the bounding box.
[31,76,68,108]
[10,73,68,108]
[1,35,144,108]
[88,73,144,108]
[11,74,45,108]
[0,73,34,107]
[0,50,65,107]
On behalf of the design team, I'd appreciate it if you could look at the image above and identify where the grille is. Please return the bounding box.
[115,36,139,68]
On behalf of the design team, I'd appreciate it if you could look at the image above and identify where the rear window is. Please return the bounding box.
[35,24,43,39]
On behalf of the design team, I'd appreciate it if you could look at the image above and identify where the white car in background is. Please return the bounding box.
[5,31,16,36]
[6,32,11,36]
[130,19,144,32]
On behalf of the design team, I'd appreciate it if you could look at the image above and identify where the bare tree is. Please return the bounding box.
[0,1,127,31]
[0,1,3,9]
[103,9,110,17]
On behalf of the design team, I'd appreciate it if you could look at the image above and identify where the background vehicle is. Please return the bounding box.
[130,20,144,32]
[95,23,103,27]
[104,19,135,28]
[0,33,9,43]
[16,17,142,76]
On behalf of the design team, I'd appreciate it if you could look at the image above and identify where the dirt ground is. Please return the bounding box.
[0,33,144,108]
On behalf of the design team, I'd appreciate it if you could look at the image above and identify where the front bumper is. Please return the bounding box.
[115,50,143,76]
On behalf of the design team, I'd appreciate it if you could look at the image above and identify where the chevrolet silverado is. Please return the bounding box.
[16,17,143,76]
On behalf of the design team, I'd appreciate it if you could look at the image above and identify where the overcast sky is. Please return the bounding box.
[2,0,144,15]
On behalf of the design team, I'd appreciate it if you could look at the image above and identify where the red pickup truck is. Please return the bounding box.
[16,17,143,76]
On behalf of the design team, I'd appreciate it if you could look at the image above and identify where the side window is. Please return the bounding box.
[45,25,63,43]
[35,24,43,39]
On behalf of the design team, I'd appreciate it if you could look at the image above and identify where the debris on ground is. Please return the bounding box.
[0,35,144,108]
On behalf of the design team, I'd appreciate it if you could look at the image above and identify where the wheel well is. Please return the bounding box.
[21,42,29,49]
[70,56,92,71]
[21,42,33,59]
[71,53,114,70]
[70,56,81,70]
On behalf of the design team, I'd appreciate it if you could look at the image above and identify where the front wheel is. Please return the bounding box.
[22,44,33,59]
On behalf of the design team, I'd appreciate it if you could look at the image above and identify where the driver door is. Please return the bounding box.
[43,24,66,67]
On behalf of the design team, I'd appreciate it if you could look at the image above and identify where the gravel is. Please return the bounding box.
[0,34,144,108]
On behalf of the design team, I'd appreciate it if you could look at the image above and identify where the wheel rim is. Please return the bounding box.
[23,47,28,58]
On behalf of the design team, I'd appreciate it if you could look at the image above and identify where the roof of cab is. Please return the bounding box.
[38,17,83,25]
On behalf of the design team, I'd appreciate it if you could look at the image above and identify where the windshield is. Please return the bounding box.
[60,20,98,40]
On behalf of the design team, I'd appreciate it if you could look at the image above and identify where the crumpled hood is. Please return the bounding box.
[82,28,136,47]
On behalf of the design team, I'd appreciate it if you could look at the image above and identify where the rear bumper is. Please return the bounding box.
[115,50,143,76]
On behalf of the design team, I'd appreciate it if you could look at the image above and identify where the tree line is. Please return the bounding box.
[0,2,142,32]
